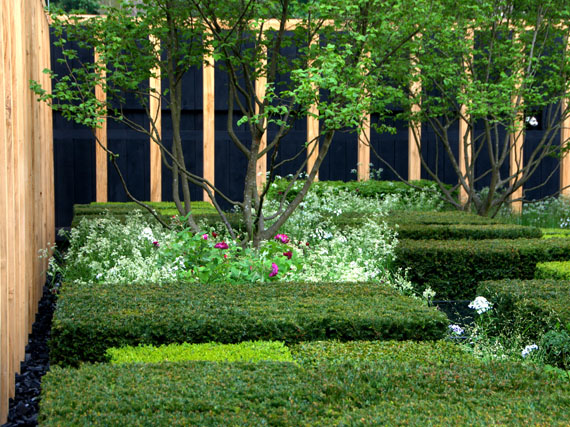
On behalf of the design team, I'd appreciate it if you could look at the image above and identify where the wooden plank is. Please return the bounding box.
[203,34,215,203]
[458,28,474,204]
[94,48,108,202]
[408,76,421,181]
[255,41,267,192]
[307,35,319,181]
[357,115,370,181]
[561,98,570,197]
[0,2,9,421]
[149,35,162,202]
[510,33,524,214]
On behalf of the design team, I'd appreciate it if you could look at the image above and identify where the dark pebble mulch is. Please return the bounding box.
[2,285,55,427]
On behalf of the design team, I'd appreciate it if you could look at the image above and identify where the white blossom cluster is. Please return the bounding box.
[468,296,493,314]
[521,344,539,358]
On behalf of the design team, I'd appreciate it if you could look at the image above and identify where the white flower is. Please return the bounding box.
[521,344,539,358]
[468,296,493,314]
[525,116,538,127]
[140,227,155,243]
[448,324,464,335]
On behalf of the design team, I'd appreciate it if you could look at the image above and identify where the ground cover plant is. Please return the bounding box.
[39,340,570,425]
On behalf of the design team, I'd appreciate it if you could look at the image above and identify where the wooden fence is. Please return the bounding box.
[0,0,54,423]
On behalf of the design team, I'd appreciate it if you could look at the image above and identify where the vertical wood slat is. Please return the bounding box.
[0,1,54,423]
[458,28,474,204]
[203,34,215,203]
[561,96,570,197]
[408,38,422,181]
[255,42,268,192]
[0,1,11,419]
[510,32,524,214]
[149,34,162,202]
[306,35,319,181]
[94,48,108,203]
[357,116,371,181]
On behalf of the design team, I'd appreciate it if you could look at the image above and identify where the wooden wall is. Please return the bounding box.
[0,0,55,423]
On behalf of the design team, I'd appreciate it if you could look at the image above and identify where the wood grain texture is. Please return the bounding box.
[408,39,421,181]
[357,115,370,181]
[458,28,474,204]
[0,1,54,422]
[307,35,319,181]
[149,34,162,202]
[203,34,215,203]
[94,48,108,202]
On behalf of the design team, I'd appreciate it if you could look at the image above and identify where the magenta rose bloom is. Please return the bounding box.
[214,241,229,249]
[274,234,290,244]
[202,234,208,240]
[269,262,279,277]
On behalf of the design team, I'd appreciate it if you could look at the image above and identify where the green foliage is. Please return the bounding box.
[394,223,542,240]
[535,261,570,280]
[387,210,499,225]
[49,0,102,14]
[40,340,570,425]
[395,238,570,299]
[158,229,302,284]
[542,229,570,239]
[497,197,570,229]
[477,279,570,341]
[49,281,448,366]
[540,329,570,370]
[267,177,448,205]
[71,201,221,228]
[107,341,294,365]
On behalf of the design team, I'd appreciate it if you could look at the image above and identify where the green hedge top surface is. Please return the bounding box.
[72,201,242,229]
[541,228,570,239]
[394,223,542,240]
[387,210,500,225]
[477,279,570,338]
[107,341,294,364]
[394,238,570,300]
[266,178,446,202]
[40,340,570,426]
[535,261,570,280]
[50,281,448,366]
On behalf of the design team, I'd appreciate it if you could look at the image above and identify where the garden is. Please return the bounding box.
[7,0,570,424]
[33,179,570,425]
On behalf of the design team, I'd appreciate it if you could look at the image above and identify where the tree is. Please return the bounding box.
[33,0,436,246]
[369,0,570,216]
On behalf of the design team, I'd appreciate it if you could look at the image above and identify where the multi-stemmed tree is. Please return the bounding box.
[369,0,570,216]
[33,0,434,245]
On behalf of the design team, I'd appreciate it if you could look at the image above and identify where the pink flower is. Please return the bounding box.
[214,242,229,250]
[269,262,279,277]
[274,234,290,244]
[283,251,292,259]
[224,254,228,259]
[152,241,160,248]
[202,234,208,240]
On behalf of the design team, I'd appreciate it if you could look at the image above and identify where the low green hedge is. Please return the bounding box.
[40,340,570,426]
[266,178,447,202]
[50,281,448,366]
[387,210,500,225]
[477,279,570,340]
[541,228,570,239]
[395,238,570,299]
[395,223,541,240]
[107,341,294,364]
[72,201,241,229]
[535,261,570,280]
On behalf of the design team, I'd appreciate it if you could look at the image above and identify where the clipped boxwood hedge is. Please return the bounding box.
[477,279,570,340]
[40,340,570,426]
[387,210,500,226]
[394,238,570,300]
[50,281,448,366]
[107,341,294,364]
[72,201,242,229]
[266,178,447,202]
[535,261,570,280]
[394,223,541,240]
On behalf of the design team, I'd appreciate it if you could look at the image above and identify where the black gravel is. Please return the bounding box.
[2,285,56,427]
